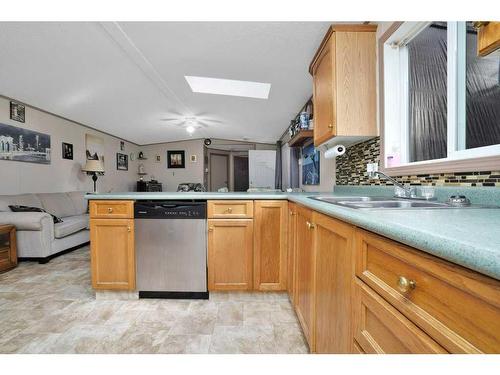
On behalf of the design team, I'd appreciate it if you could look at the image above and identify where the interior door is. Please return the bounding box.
[210,153,229,191]
[233,155,249,192]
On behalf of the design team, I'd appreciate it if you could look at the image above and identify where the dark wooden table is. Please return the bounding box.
[0,224,17,273]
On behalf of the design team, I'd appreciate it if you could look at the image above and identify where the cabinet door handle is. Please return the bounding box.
[306,221,315,230]
[328,123,334,129]
[127,226,131,232]
[108,207,114,213]
[208,226,214,232]
[397,276,416,293]
[290,211,295,216]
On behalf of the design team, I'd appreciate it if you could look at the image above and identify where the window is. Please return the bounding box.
[382,22,500,171]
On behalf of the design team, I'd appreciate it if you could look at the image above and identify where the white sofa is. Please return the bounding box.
[0,191,89,263]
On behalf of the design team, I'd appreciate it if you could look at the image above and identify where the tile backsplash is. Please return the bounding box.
[335,137,500,187]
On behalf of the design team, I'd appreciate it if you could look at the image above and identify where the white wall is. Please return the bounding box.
[139,139,204,192]
[0,97,140,195]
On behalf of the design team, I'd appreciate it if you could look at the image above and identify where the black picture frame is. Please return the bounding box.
[167,150,185,168]
[116,153,128,171]
[10,102,25,123]
[62,142,73,160]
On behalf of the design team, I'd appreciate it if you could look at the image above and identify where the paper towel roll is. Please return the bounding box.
[324,144,346,159]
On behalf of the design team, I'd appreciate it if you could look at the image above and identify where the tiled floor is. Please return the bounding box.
[0,246,308,354]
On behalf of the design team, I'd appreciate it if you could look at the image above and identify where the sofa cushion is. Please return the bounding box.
[37,192,77,218]
[0,194,43,212]
[66,191,88,215]
[53,214,89,239]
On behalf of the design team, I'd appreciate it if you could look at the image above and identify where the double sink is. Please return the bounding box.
[308,196,494,210]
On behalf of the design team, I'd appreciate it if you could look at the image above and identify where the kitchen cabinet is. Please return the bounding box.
[309,24,377,147]
[294,205,315,349]
[207,200,253,219]
[312,212,355,353]
[207,219,254,291]
[353,279,447,354]
[287,203,297,302]
[477,22,500,57]
[90,218,135,290]
[354,229,500,353]
[253,200,288,291]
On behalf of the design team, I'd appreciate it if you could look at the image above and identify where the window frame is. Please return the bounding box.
[379,22,500,176]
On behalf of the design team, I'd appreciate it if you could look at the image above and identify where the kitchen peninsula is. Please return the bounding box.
[86,189,500,354]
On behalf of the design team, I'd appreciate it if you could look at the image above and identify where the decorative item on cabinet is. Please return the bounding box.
[287,97,314,147]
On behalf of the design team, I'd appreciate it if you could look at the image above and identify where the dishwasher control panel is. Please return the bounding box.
[134,201,206,219]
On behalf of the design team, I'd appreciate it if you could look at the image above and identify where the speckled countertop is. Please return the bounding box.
[86,189,500,281]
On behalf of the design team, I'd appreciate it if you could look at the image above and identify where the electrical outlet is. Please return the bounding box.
[366,162,379,173]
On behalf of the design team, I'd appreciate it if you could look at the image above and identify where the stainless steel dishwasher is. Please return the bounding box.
[134,200,208,299]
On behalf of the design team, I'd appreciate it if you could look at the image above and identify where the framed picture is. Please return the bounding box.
[190,154,197,162]
[167,150,185,168]
[0,122,50,164]
[120,141,125,151]
[155,155,161,163]
[86,134,104,164]
[302,143,320,185]
[116,153,128,171]
[62,142,73,160]
[10,102,25,123]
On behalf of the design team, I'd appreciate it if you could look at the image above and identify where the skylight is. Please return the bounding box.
[185,76,271,99]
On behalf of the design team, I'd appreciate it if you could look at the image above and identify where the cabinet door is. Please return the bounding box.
[313,212,355,353]
[477,22,500,56]
[254,200,288,291]
[295,206,315,349]
[312,34,335,146]
[90,218,135,290]
[287,203,297,302]
[208,219,253,291]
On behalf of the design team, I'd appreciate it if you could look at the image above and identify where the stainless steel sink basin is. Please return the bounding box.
[308,196,494,210]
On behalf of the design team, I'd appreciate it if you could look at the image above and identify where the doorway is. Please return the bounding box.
[233,155,249,192]
[209,153,229,191]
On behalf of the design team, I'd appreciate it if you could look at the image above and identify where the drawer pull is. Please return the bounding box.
[397,276,416,293]
[108,207,113,213]
[306,221,315,230]
[225,207,233,213]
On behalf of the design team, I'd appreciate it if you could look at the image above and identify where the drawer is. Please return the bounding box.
[353,279,447,354]
[207,200,253,219]
[89,200,134,219]
[355,229,500,353]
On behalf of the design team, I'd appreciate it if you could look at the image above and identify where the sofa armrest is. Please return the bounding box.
[0,211,54,231]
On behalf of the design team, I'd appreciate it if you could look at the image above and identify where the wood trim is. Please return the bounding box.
[309,24,377,74]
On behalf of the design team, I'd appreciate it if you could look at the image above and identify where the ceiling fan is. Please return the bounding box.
[160,114,222,135]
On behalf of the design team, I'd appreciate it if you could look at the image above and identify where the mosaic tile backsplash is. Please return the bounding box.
[335,137,500,187]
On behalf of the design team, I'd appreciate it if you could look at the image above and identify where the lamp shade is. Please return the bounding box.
[82,159,105,173]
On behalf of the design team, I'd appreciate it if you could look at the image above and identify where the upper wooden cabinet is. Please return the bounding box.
[477,22,500,57]
[309,24,377,146]
[253,201,288,291]
[207,218,254,291]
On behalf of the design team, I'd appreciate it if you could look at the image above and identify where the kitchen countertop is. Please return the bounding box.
[86,191,500,281]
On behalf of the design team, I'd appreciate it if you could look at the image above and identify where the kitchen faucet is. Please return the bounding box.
[367,169,416,199]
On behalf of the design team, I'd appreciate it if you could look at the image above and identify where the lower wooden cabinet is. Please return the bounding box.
[294,205,315,349]
[253,200,288,291]
[207,219,254,291]
[90,218,135,290]
[353,279,447,354]
[313,212,355,353]
[287,203,297,303]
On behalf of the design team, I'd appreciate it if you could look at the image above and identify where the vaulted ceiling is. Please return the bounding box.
[0,22,330,145]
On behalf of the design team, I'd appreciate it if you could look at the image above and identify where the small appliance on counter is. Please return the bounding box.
[137,179,163,192]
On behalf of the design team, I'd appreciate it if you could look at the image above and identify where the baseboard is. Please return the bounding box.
[18,241,90,264]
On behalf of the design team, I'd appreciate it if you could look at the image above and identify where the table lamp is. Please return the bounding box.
[82,159,105,192]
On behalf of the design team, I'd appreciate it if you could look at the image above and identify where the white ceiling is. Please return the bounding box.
[0,22,330,145]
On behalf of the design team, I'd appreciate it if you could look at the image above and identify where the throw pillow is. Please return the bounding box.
[9,205,64,224]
